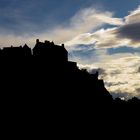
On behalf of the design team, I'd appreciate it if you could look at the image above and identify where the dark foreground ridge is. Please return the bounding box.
[1,39,140,132]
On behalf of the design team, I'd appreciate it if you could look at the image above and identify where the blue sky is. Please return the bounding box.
[1,0,140,99]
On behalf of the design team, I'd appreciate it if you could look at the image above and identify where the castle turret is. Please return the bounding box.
[36,39,40,43]
[62,44,64,47]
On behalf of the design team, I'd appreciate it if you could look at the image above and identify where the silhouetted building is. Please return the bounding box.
[0,45,31,57]
[33,39,68,63]
[23,44,32,56]
[2,46,23,57]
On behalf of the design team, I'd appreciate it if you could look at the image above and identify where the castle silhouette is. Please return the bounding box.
[0,39,140,132]
[0,39,68,60]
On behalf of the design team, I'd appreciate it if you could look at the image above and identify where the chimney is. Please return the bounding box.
[62,44,64,47]
[36,39,39,43]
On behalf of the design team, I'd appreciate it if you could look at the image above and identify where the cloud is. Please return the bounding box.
[39,7,123,46]
[116,26,140,46]
[116,6,140,43]
[0,7,123,47]
[66,5,140,49]
[108,6,140,47]
[77,53,140,100]
[0,4,140,49]
[125,5,140,24]
[66,28,131,49]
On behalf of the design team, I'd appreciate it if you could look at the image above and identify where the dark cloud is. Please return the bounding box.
[89,68,106,75]
[136,88,140,92]
[111,92,131,99]
[105,82,128,87]
[117,23,140,42]
[138,67,140,72]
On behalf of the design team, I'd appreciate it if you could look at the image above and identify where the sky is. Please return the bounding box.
[1,0,140,99]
